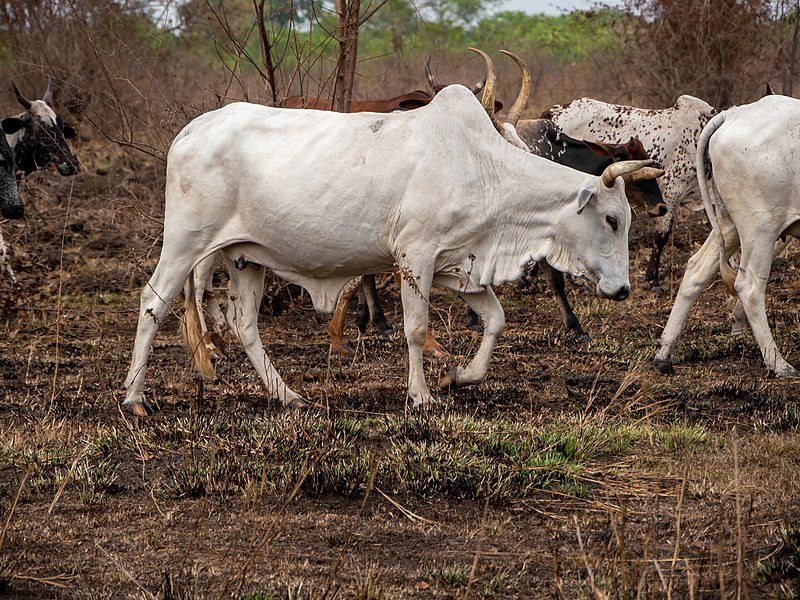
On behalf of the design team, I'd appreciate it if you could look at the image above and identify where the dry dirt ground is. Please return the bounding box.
[0,151,798,599]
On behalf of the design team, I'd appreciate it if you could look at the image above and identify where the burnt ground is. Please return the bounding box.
[0,152,798,599]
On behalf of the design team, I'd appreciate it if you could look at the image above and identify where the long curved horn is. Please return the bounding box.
[12,82,32,110]
[499,50,530,127]
[601,159,655,187]
[42,81,54,106]
[468,47,499,122]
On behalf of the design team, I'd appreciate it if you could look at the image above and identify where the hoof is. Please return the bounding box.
[412,397,437,410]
[439,368,458,390]
[209,348,225,364]
[649,282,668,293]
[653,356,674,375]
[572,330,592,344]
[423,344,450,359]
[466,323,484,334]
[376,325,395,338]
[772,364,798,378]
[122,399,154,416]
[285,396,311,409]
[331,343,356,357]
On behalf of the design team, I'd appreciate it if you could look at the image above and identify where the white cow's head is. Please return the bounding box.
[548,160,659,301]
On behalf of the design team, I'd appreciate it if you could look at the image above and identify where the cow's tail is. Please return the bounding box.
[183,272,216,379]
[695,112,738,295]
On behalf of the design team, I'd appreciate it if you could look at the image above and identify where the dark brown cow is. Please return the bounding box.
[281,61,502,113]
[282,90,439,112]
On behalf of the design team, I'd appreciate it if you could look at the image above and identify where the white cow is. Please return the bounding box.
[545,95,715,290]
[123,83,656,416]
[653,94,800,376]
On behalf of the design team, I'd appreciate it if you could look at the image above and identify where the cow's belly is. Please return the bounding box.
[221,240,394,280]
[781,220,800,239]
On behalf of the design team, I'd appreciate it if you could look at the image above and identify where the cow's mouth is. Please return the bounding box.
[57,160,80,176]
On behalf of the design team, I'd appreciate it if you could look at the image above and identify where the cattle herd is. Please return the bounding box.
[1,52,798,417]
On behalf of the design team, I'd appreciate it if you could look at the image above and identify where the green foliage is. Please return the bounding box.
[358,6,623,64]
[471,9,620,62]
[431,562,471,587]
[660,422,708,452]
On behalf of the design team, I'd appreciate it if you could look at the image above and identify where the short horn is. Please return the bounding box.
[625,166,665,182]
[12,82,32,110]
[499,50,530,127]
[42,81,54,106]
[601,159,655,187]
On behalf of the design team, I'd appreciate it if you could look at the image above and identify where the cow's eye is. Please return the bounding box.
[606,215,618,231]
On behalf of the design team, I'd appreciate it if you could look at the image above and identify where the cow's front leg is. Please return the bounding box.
[400,270,434,408]
[645,209,674,292]
[440,286,505,390]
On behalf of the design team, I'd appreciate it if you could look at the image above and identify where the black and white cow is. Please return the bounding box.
[4,82,79,177]
[0,122,23,283]
[0,82,81,284]
[545,94,715,291]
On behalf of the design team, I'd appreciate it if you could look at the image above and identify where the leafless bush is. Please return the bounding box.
[595,0,797,108]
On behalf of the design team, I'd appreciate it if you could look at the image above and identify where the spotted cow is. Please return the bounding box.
[544,95,715,290]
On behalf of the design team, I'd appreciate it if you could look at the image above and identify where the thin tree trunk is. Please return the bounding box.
[334,0,361,113]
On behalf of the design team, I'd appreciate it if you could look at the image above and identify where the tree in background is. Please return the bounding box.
[773,0,800,95]
[605,0,787,107]
[3,0,800,159]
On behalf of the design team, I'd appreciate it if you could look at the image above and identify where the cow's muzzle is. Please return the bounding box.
[648,202,668,217]
[599,284,630,301]
[57,159,80,176]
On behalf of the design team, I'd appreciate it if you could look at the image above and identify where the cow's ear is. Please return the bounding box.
[577,187,595,214]
[1,117,25,135]
[62,123,76,139]
[583,140,613,158]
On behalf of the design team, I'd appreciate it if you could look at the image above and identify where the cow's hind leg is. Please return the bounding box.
[735,238,795,376]
[328,277,361,357]
[225,259,308,407]
[358,274,395,336]
[440,286,505,390]
[124,257,197,416]
[654,230,737,374]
